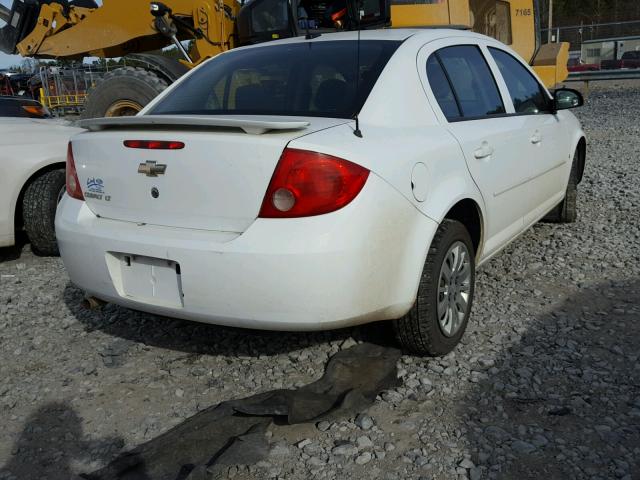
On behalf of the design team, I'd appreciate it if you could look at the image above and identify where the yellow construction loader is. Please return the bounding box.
[0,0,569,118]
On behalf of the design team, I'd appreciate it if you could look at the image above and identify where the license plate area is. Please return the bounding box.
[106,253,184,308]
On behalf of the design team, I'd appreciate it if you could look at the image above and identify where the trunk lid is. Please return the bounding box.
[72,115,347,233]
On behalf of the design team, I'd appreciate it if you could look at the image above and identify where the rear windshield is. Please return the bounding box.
[150,40,401,119]
[0,98,51,118]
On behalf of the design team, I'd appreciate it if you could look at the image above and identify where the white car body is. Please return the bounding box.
[0,117,83,248]
[56,29,586,331]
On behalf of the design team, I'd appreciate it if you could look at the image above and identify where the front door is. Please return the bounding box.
[486,46,570,225]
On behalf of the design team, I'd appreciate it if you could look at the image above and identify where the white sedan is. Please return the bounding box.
[0,96,83,255]
[56,29,586,355]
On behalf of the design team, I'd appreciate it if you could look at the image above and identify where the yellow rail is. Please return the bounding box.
[39,88,87,109]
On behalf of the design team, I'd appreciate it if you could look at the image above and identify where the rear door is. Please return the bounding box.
[419,41,530,257]
[486,46,570,225]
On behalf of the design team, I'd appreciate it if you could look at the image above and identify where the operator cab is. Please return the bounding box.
[236,0,390,46]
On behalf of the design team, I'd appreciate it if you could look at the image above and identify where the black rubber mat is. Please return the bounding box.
[82,343,401,480]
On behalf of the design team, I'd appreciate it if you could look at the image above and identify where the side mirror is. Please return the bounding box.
[553,88,584,111]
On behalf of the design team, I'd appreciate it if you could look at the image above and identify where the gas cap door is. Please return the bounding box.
[411,162,429,202]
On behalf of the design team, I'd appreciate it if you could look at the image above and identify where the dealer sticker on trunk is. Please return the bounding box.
[86,177,111,201]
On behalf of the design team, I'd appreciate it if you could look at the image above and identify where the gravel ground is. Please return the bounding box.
[1,82,639,480]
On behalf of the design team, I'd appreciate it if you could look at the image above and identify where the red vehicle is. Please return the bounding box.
[601,51,640,70]
[567,57,599,73]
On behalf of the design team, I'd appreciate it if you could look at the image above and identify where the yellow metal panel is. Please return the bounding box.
[532,41,569,87]
[391,1,536,64]
[506,0,536,62]
[391,0,470,28]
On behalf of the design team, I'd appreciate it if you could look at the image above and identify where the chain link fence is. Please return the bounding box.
[541,20,640,50]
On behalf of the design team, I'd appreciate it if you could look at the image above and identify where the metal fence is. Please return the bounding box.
[37,65,105,114]
[541,20,640,50]
[35,55,175,114]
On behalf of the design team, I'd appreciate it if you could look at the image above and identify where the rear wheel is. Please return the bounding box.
[394,219,475,356]
[81,67,168,119]
[543,149,579,223]
[22,169,66,256]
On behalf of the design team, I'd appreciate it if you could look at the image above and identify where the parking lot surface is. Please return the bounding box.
[1,82,639,480]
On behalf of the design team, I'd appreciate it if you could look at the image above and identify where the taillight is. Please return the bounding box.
[66,142,84,201]
[123,140,184,149]
[259,148,369,218]
[21,105,48,118]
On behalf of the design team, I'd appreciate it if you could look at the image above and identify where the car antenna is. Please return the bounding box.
[353,0,363,138]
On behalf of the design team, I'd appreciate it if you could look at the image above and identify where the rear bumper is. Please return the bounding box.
[0,233,14,248]
[56,174,438,331]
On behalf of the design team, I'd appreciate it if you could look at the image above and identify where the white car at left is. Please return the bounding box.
[0,96,83,254]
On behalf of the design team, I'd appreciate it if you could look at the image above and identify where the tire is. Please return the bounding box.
[81,67,169,119]
[542,150,579,223]
[22,169,66,256]
[393,219,476,356]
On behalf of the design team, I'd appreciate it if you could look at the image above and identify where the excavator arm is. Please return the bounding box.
[0,0,389,65]
[0,0,238,67]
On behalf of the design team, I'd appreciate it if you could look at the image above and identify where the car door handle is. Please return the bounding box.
[530,131,542,144]
[474,143,494,159]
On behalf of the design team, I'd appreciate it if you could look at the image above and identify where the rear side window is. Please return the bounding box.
[489,47,550,114]
[426,55,460,120]
[427,45,505,120]
[151,40,401,119]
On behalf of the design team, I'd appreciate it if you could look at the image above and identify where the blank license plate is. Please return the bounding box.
[119,254,183,308]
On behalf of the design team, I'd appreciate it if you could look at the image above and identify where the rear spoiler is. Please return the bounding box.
[78,115,311,135]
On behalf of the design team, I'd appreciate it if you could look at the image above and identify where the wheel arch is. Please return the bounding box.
[576,136,587,184]
[14,162,66,232]
[441,198,484,259]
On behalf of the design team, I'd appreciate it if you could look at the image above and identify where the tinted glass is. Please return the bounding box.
[151,40,400,119]
[426,55,460,120]
[489,47,550,114]
[252,0,289,32]
[436,45,505,118]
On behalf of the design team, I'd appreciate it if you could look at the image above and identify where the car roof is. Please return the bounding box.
[233,28,490,51]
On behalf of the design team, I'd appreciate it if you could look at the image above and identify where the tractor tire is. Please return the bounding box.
[22,169,66,256]
[81,67,169,119]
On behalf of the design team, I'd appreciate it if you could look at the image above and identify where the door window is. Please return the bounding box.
[427,45,505,120]
[489,47,551,114]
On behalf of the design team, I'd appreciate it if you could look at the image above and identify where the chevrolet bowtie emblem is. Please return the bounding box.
[138,161,167,177]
